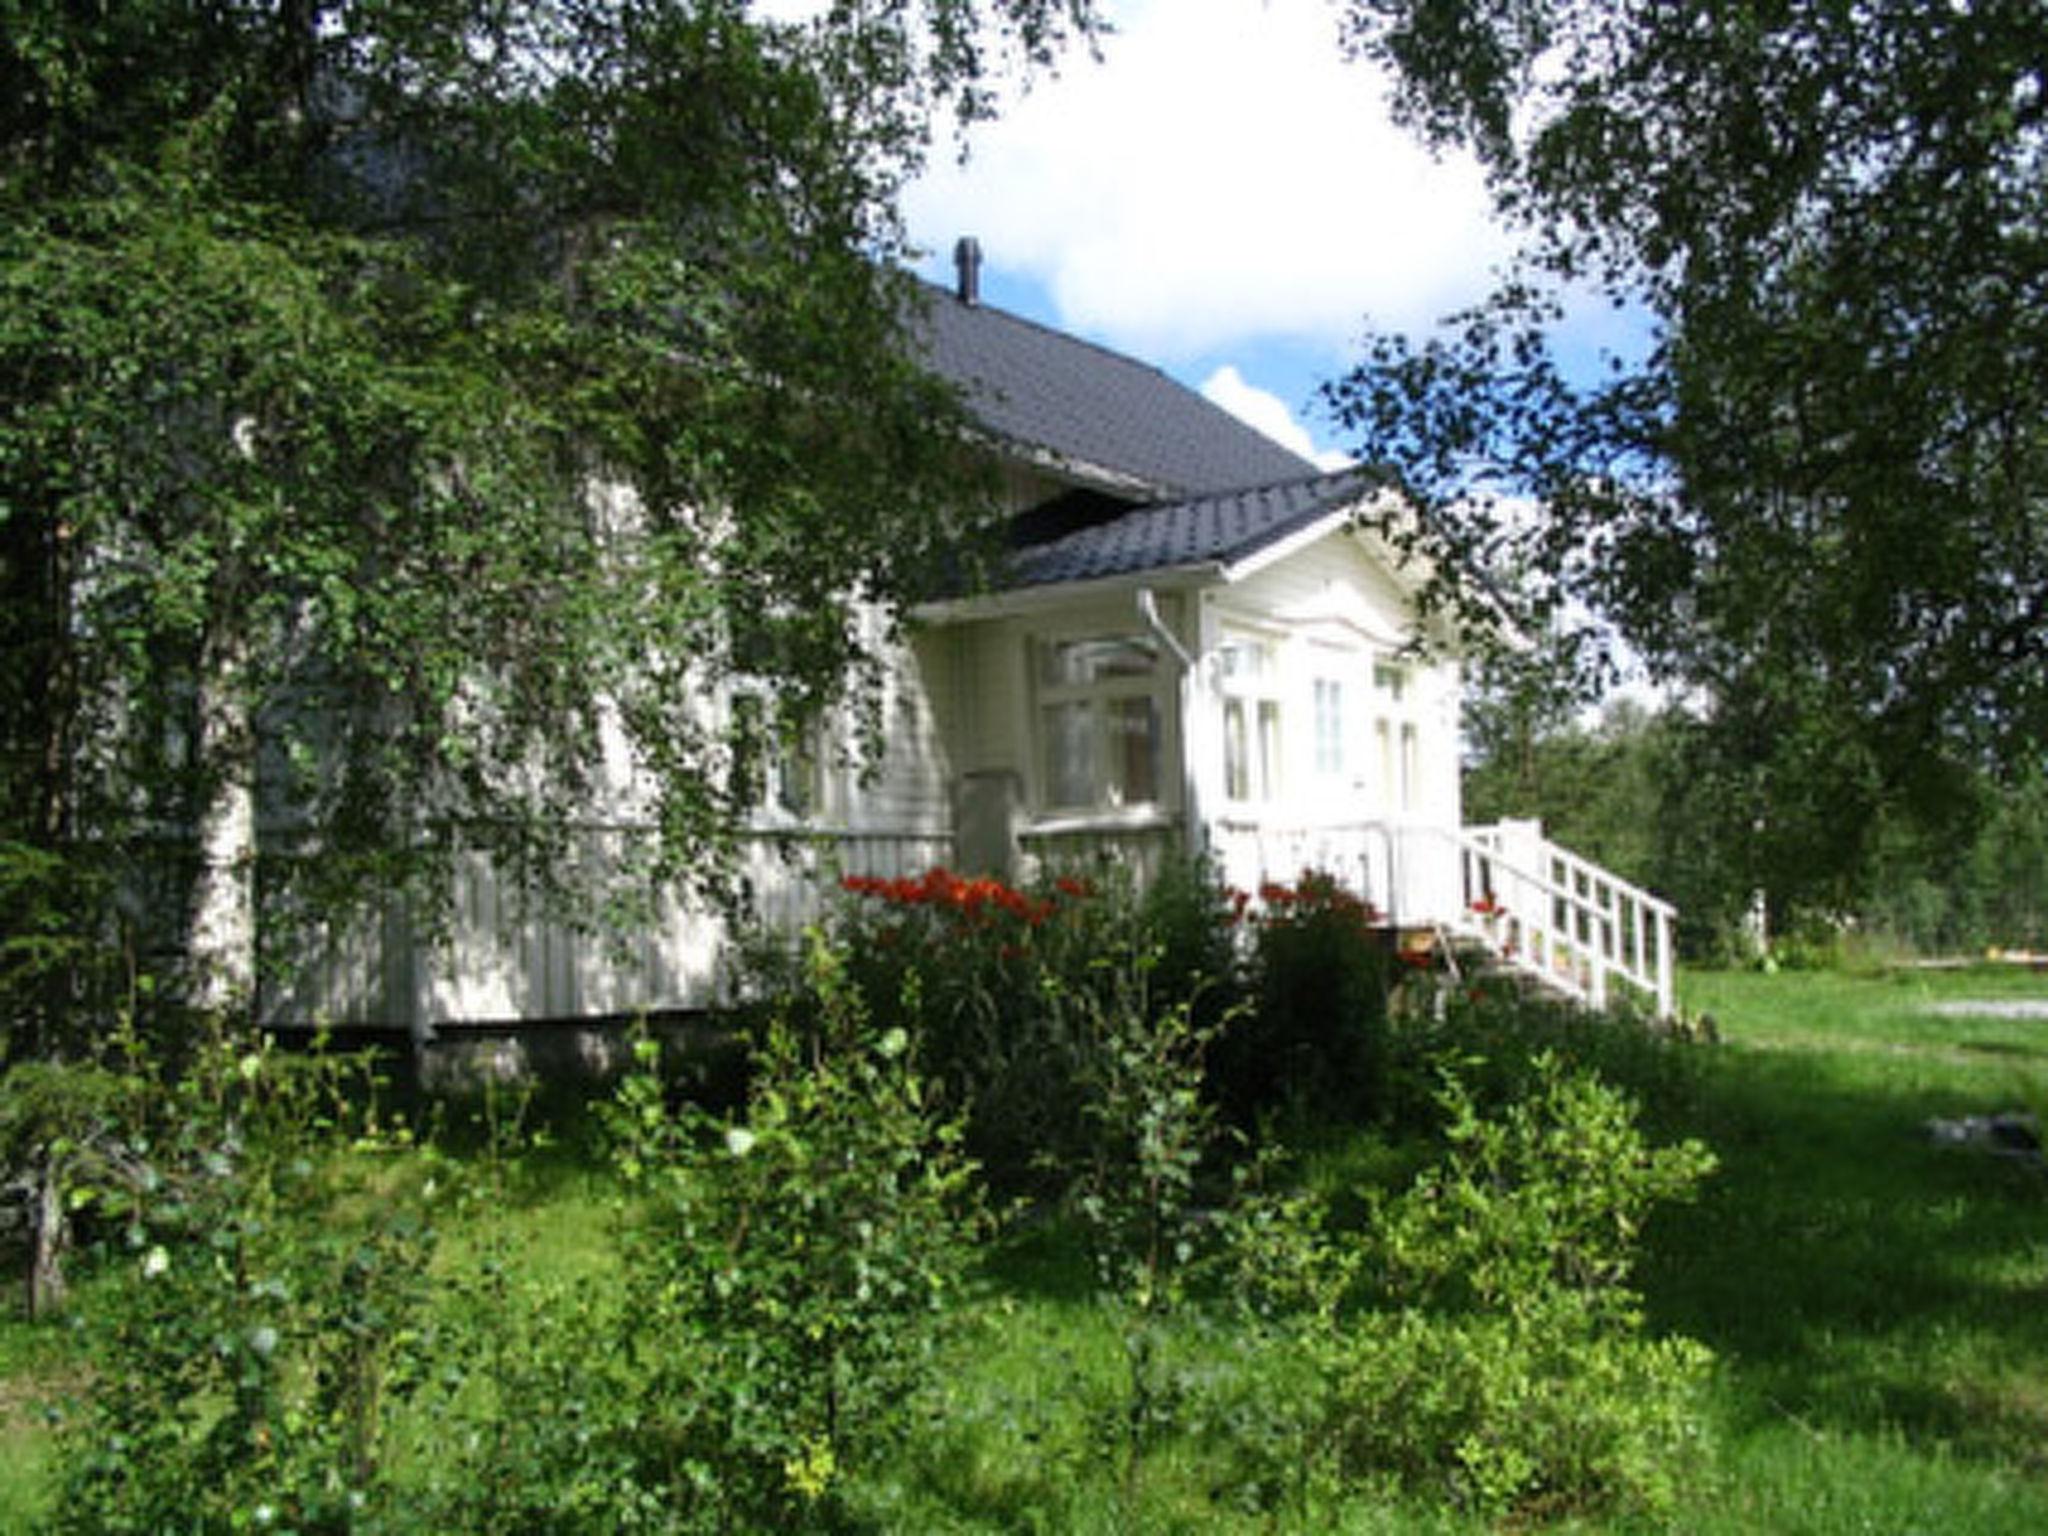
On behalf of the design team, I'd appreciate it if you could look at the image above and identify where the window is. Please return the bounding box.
[1371,659,1418,812]
[770,726,824,819]
[1218,634,1282,803]
[1035,634,1165,810]
[1313,677,1345,778]
[734,691,828,820]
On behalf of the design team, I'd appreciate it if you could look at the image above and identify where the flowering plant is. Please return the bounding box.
[817,864,1175,1190]
[1211,868,1395,1128]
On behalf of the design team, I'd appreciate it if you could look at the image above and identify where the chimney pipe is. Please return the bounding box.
[953,235,983,306]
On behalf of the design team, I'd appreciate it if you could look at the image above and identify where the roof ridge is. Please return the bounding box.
[912,274,1194,386]
[1156,462,1379,509]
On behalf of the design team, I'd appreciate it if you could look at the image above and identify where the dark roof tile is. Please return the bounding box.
[1003,469,1380,588]
[912,283,1317,496]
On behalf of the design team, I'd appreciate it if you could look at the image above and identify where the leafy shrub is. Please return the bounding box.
[0,1052,153,1318]
[768,859,1238,1192]
[49,1038,438,1534]
[1067,965,1225,1505]
[1384,974,1709,1138]
[1229,1054,1717,1523]
[1212,870,1395,1129]
[604,933,984,1529]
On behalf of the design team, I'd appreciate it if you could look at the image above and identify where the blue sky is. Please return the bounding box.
[897,0,1514,469]
[760,0,1648,469]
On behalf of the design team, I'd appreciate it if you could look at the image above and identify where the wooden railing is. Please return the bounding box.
[1453,821,1676,1019]
[1206,816,1677,1020]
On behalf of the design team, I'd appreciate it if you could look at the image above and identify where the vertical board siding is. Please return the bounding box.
[261,626,960,1031]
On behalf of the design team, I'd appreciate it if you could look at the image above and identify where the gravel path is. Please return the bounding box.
[1929,999,2048,1020]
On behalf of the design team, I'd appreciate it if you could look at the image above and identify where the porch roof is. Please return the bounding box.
[999,468,1382,589]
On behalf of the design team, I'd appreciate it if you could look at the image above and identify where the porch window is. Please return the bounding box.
[1036,634,1165,810]
[1313,677,1345,778]
[1373,660,1416,811]
[1219,635,1282,802]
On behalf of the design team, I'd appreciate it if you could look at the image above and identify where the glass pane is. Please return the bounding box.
[1042,701,1095,807]
[1373,661,1407,701]
[1108,696,1160,805]
[1223,698,1248,800]
[1219,637,1269,683]
[775,740,814,817]
[1040,635,1159,688]
[1258,700,1282,797]
[1314,679,1344,775]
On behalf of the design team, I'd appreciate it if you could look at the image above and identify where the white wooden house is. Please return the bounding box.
[264,245,1674,1042]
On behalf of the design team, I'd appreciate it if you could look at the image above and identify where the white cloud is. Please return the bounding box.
[905,0,1512,364]
[1200,365,1352,470]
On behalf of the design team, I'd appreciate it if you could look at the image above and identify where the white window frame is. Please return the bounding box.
[1217,629,1285,805]
[1030,630,1171,813]
[1371,656,1418,813]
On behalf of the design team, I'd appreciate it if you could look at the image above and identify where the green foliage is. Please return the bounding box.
[0,1049,153,1317]
[1385,971,1708,1138]
[1215,870,1395,1128]
[786,860,1237,1192]
[1068,969,1225,1506]
[1232,1055,1717,1523]
[1858,765,2048,957]
[606,933,984,1529]
[47,1039,437,1534]
[0,0,1099,1042]
[1465,667,2048,960]
[1338,0,2048,920]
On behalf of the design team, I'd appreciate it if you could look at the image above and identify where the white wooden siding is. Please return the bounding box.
[260,622,958,1031]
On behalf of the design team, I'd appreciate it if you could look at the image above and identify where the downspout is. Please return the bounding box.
[1136,587,1202,860]
[1135,587,1193,670]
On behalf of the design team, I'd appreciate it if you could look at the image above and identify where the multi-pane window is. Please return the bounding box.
[1373,660,1415,811]
[1312,676,1345,778]
[1219,634,1282,802]
[1037,634,1164,809]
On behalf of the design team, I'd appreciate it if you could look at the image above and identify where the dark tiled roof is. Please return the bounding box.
[912,284,1317,497]
[1003,469,1381,589]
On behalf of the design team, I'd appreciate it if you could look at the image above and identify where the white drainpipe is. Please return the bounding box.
[1136,587,1202,860]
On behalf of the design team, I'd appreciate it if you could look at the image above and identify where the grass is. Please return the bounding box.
[4,963,2046,1530]
[1651,964,2048,1530]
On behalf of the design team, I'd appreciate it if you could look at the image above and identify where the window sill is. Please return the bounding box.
[1024,805,1178,838]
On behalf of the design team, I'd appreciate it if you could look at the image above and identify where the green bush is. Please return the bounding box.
[1384,975,1709,1138]
[604,933,984,1529]
[1229,1054,1718,1523]
[48,1039,438,1534]
[766,859,1238,1193]
[1212,870,1394,1129]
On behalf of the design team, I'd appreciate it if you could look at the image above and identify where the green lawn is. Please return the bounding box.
[4,964,2046,1531]
[1652,964,2048,1531]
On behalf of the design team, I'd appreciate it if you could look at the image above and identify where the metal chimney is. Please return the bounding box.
[953,235,983,305]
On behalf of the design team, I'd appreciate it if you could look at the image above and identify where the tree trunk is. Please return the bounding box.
[27,1158,68,1320]
[185,616,258,1023]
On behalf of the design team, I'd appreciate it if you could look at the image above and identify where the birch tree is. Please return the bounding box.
[1333,0,2048,920]
[0,0,1098,1046]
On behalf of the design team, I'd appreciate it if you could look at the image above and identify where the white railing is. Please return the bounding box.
[1454,821,1676,1020]
[1206,816,1677,1020]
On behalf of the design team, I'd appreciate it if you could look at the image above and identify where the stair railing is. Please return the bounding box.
[1453,822,1677,1019]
